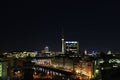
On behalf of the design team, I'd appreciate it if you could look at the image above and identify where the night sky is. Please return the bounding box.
[1,1,120,52]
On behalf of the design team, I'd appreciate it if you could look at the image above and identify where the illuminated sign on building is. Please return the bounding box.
[65,41,78,44]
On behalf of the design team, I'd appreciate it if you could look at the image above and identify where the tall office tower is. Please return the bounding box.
[61,27,65,54]
[62,38,65,54]
[65,41,79,55]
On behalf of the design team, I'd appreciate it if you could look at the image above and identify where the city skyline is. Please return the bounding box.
[1,1,120,52]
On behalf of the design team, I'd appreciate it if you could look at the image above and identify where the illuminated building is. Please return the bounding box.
[35,59,51,66]
[12,51,37,58]
[0,59,8,79]
[65,41,79,54]
[44,46,49,53]
[107,50,112,55]
[41,46,51,56]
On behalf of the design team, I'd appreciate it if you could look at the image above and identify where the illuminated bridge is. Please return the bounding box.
[31,56,75,79]
[31,55,92,80]
[33,65,74,79]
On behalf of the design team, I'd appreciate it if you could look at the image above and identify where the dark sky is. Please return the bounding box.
[0,1,120,52]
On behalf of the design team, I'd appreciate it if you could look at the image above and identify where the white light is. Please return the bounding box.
[101,67,104,70]
[65,41,78,44]
[113,65,118,68]
[18,71,20,73]
[96,69,99,74]
[23,51,27,53]
[76,69,80,74]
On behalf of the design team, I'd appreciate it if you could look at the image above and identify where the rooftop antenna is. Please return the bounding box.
[61,26,65,54]
[62,26,64,39]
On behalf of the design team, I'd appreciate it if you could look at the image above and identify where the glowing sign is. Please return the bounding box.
[65,41,78,44]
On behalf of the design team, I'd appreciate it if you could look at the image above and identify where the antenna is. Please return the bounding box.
[62,26,64,39]
[61,26,65,54]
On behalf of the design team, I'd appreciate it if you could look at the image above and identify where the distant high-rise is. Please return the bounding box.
[61,27,65,54]
[44,46,49,53]
[61,27,79,54]
[62,38,65,54]
[65,41,79,55]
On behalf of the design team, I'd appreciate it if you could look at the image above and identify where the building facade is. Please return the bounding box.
[65,41,79,55]
[0,60,8,79]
